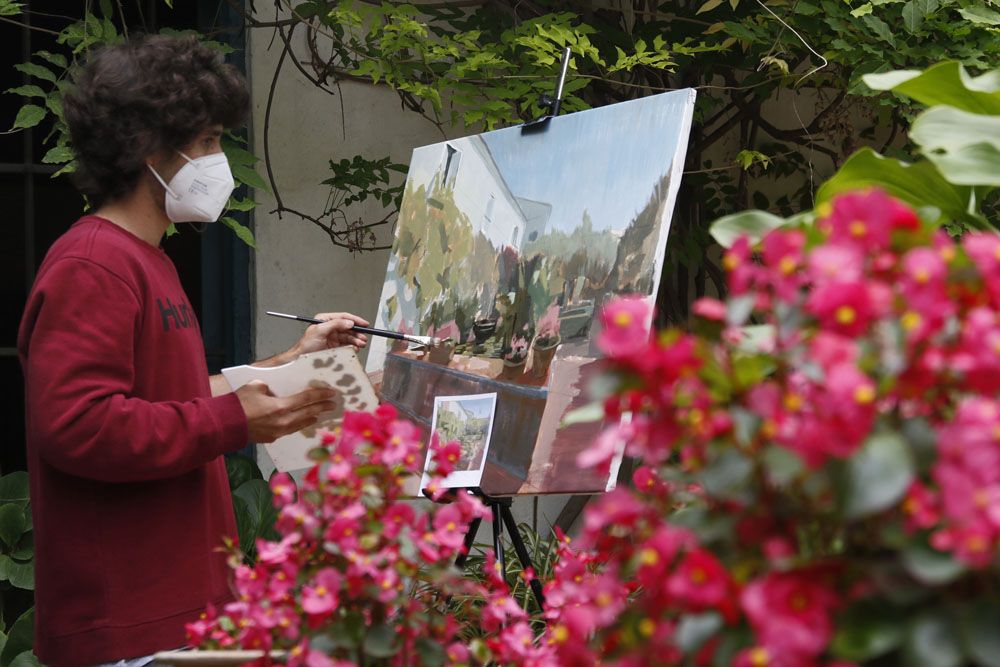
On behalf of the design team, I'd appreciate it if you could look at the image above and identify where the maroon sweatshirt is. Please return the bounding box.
[18,216,249,666]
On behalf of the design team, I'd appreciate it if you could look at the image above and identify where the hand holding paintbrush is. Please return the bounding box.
[267,311,440,348]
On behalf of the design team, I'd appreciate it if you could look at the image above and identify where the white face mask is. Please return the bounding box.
[147,151,235,223]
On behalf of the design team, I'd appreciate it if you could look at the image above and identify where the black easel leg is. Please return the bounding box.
[500,505,546,610]
[454,516,482,571]
[491,502,506,577]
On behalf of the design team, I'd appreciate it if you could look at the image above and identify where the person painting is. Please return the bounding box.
[17,35,368,667]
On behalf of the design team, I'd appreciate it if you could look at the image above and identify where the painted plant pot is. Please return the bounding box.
[500,357,527,380]
[530,336,560,379]
[473,318,498,345]
[427,339,456,365]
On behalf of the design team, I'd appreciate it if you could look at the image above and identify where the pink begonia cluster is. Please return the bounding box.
[189,190,1000,666]
[536,190,1000,665]
[187,405,538,665]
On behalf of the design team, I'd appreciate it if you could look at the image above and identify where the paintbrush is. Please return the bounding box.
[266,311,441,347]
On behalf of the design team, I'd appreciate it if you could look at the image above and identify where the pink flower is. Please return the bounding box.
[597,296,653,360]
[819,189,917,250]
[807,243,864,286]
[665,548,732,611]
[256,533,301,567]
[725,236,758,295]
[431,437,462,476]
[270,472,296,506]
[806,281,877,337]
[762,229,806,301]
[692,297,726,322]
[382,502,416,540]
[432,505,467,551]
[577,421,630,470]
[301,568,341,618]
[742,570,838,660]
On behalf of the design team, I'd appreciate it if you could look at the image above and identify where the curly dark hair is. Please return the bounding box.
[63,34,249,207]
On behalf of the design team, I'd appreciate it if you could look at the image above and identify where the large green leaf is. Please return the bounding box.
[0,506,25,549]
[957,600,1000,667]
[863,62,1000,116]
[817,148,974,225]
[904,609,962,667]
[0,609,32,667]
[910,106,1000,186]
[10,104,44,131]
[676,612,724,655]
[220,216,256,249]
[225,453,262,491]
[0,473,28,509]
[233,479,279,545]
[363,623,399,658]
[959,4,1000,26]
[901,542,966,585]
[5,559,34,591]
[7,652,41,667]
[832,600,904,660]
[841,432,914,520]
[709,209,788,247]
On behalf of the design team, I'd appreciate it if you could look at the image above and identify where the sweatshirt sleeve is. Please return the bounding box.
[22,257,249,483]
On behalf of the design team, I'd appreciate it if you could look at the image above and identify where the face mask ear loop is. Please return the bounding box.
[146,162,180,200]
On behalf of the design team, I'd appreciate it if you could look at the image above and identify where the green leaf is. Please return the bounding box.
[225,453,261,491]
[699,448,753,502]
[861,15,896,46]
[8,651,42,667]
[233,479,278,543]
[0,608,32,667]
[13,62,56,84]
[863,62,1000,116]
[832,600,904,660]
[34,50,66,68]
[363,623,399,658]
[910,105,1000,186]
[851,2,874,17]
[230,163,270,193]
[676,612,723,654]
[904,609,961,667]
[697,0,725,13]
[0,473,27,508]
[0,506,25,548]
[762,445,804,486]
[842,432,913,520]
[902,1,923,32]
[5,559,33,591]
[5,85,44,99]
[0,1,22,17]
[10,104,44,131]
[957,600,1000,667]
[817,148,973,226]
[231,495,253,559]
[219,216,256,248]
[415,638,446,667]
[709,209,788,247]
[901,543,966,585]
[41,145,72,164]
[959,4,1000,25]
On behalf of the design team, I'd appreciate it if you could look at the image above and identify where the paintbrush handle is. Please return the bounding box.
[267,311,414,343]
[349,325,407,341]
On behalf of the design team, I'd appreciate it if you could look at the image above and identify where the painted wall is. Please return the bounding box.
[245,19,574,534]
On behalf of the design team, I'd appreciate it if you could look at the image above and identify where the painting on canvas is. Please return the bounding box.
[367,89,696,495]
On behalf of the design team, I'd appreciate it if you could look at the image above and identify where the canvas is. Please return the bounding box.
[367,89,696,495]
